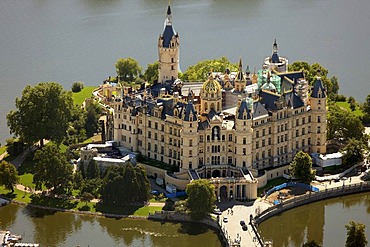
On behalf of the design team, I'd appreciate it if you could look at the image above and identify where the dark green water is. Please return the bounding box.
[259,192,370,247]
[0,204,222,247]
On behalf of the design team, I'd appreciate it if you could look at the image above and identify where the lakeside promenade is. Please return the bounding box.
[218,171,370,247]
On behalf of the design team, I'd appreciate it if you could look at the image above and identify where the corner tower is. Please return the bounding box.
[310,75,327,154]
[158,4,180,84]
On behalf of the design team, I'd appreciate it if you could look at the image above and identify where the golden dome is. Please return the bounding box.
[202,74,221,94]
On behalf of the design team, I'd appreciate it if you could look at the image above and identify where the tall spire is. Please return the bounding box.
[273,39,278,53]
[165,2,172,26]
[271,39,280,63]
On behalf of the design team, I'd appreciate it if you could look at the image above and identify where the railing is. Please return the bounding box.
[255,181,370,225]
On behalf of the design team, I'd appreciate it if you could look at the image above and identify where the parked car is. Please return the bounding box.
[213,208,222,215]
[150,190,160,195]
[240,220,245,226]
[223,216,228,223]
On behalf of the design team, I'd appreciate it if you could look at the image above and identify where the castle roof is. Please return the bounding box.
[311,77,326,98]
[202,74,222,94]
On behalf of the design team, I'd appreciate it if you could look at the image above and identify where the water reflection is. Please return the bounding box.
[259,192,370,247]
[0,203,19,229]
[25,207,82,247]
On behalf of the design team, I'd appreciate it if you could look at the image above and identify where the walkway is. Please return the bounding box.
[218,170,369,247]
[218,200,270,247]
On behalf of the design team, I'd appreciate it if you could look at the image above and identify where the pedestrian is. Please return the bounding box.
[350,177,352,182]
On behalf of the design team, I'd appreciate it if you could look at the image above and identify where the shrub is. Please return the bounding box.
[71,81,84,93]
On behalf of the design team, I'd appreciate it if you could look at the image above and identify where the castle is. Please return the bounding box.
[111,5,327,200]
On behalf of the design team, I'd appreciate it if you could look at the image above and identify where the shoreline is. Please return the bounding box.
[2,182,370,247]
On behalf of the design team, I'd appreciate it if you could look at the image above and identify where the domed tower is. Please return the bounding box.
[310,75,327,154]
[263,39,288,73]
[180,93,198,171]
[200,73,223,114]
[234,58,246,92]
[234,95,253,168]
[158,4,180,84]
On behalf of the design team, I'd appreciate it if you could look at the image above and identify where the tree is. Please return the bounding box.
[84,101,101,138]
[181,57,238,81]
[363,94,370,116]
[71,81,84,93]
[115,57,142,83]
[186,179,216,220]
[348,96,357,111]
[100,163,150,205]
[289,151,315,184]
[288,61,339,98]
[7,82,74,147]
[86,159,100,179]
[0,161,19,193]
[302,240,321,247]
[33,144,73,194]
[341,138,368,166]
[80,192,94,206]
[327,102,364,141]
[143,61,159,84]
[345,221,367,247]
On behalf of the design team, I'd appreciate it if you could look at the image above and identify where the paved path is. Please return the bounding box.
[218,199,270,247]
[218,169,369,247]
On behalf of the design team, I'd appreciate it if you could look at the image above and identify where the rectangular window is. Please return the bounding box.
[269,127,272,134]
[189,140,193,147]
[256,141,259,149]
[229,134,233,141]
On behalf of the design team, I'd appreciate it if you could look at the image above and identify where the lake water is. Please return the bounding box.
[0,203,222,247]
[1,193,369,246]
[259,192,370,247]
[1,0,370,143]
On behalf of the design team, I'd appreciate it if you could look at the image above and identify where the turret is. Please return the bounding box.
[310,75,327,154]
[158,3,180,84]
[200,73,223,114]
[234,58,246,92]
[234,95,253,168]
[263,39,288,73]
[180,94,198,171]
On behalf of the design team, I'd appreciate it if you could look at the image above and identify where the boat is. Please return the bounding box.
[1,230,39,247]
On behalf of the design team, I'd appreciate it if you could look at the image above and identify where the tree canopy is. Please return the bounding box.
[33,144,73,194]
[7,82,74,146]
[186,179,216,220]
[288,61,339,98]
[115,57,142,83]
[345,221,368,247]
[144,61,159,84]
[101,163,150,205]
[289,151,315,184]
[341,138,368,166]
[180,57,238,81]
[327,101,365,142]
[0,160,19,193]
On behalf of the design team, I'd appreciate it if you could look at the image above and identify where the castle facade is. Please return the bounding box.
[112,5,327,200]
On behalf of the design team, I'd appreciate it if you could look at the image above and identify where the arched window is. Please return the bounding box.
[212,126,220,141]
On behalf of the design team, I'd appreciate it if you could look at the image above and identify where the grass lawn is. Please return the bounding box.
[72,86,98,106]
[45,141,68,153]
[19,173,35,188]
[0,145,7,155]
[257,177,289,196]
[335,101,364,117]
[0,186,33,204]
[0,185,163,217]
